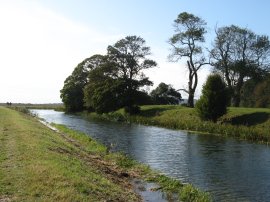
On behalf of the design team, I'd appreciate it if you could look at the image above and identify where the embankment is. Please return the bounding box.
[85,105,270,143]
[0,107,211,202]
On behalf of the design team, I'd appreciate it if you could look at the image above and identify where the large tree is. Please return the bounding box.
[168,12,208,107]
[211,25,270,106]
[60,55,103,112]
[107,35,157,111]
[84,36,157,113]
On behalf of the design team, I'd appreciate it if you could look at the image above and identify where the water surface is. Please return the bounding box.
[33,109,270,202]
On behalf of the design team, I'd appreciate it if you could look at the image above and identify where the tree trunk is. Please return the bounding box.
[187,92,194,107]
[231,75,244,107]
[231,93,240,107]
[186,61,198,108]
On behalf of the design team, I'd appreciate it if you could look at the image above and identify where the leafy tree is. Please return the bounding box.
[107,35,157,111]
[254,75,270,107]
[150,82,182,104]
[196,74,228,122]
[60,55,103,112]
[240,78,258,107]
[211,25,270,107]
[168,12,208,107]
[84,36,157,114]
[84,57,125,113]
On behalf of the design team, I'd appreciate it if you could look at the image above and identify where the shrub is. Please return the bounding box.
[196,74,228,122]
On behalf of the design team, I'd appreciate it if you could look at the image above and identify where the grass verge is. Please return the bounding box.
[0,106,211,202]
[83,105,270,143]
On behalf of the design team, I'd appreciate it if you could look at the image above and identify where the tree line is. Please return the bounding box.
[61,12,270,113]
[60,36,181,113]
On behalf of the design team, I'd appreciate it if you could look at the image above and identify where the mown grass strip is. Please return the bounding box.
[0,107,139,201]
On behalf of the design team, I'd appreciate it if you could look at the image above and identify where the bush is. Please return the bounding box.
[196,74,228,122]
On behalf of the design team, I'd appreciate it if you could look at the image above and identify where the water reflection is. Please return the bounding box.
[33,110,270,202]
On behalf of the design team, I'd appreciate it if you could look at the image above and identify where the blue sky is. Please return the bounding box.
[0,0,269,103]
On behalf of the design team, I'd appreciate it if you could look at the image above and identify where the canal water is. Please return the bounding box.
[32,109,270,202]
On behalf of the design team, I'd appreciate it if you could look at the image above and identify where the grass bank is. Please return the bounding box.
[0,106,211,201]
[85,105,270,143]
[0,103,64,111]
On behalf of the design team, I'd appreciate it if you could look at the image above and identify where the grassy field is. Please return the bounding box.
[0,103,64,111]
[88,105,270,143]
[0,106,211,202]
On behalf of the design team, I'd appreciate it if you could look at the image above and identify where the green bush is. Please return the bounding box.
[196,74,228,122]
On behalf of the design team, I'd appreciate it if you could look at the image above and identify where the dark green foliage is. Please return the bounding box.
[60,55,104,112]
[254,76,270,107]
[211,25,270,107]
[60,69,86,112]
[240,79,258,107]
[240,75,270,108]
[196,74,228,122]
[150,82,182,105]
[84,36,156,114]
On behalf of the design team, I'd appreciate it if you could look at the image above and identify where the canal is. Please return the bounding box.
[33,109,270,202]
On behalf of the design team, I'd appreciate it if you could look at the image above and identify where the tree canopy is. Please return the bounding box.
[83,36,157,113]
[150,82,182,105]
[211,25,270,106]
[60,13,270,113]
[60,57,94,112]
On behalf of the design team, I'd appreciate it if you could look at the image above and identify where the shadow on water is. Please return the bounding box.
[225,112,269,126]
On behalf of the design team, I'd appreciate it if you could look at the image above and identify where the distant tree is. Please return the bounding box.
[60,55,103,112]
[254,75,270,108]
[240,78,258,107]
[211,25,270,107]
[196,74,228,122]
[168,12,208,108]
[107,35,157,112]
[83,57,125,113]
[150,82,182,105]
[83,36,157,114]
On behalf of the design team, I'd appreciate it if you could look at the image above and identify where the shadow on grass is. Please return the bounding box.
[226,112,269,126]
[139,106,178,117]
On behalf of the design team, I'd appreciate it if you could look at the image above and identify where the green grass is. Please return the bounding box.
[0,106,139,201]
[86,105,270,143]
[0,103,64,111]
[0,106,212,202]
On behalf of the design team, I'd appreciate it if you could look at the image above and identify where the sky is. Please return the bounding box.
[1,0,270,103]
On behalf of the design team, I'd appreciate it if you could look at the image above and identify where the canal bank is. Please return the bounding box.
[0,107,210,201]
[33,109,270,202]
